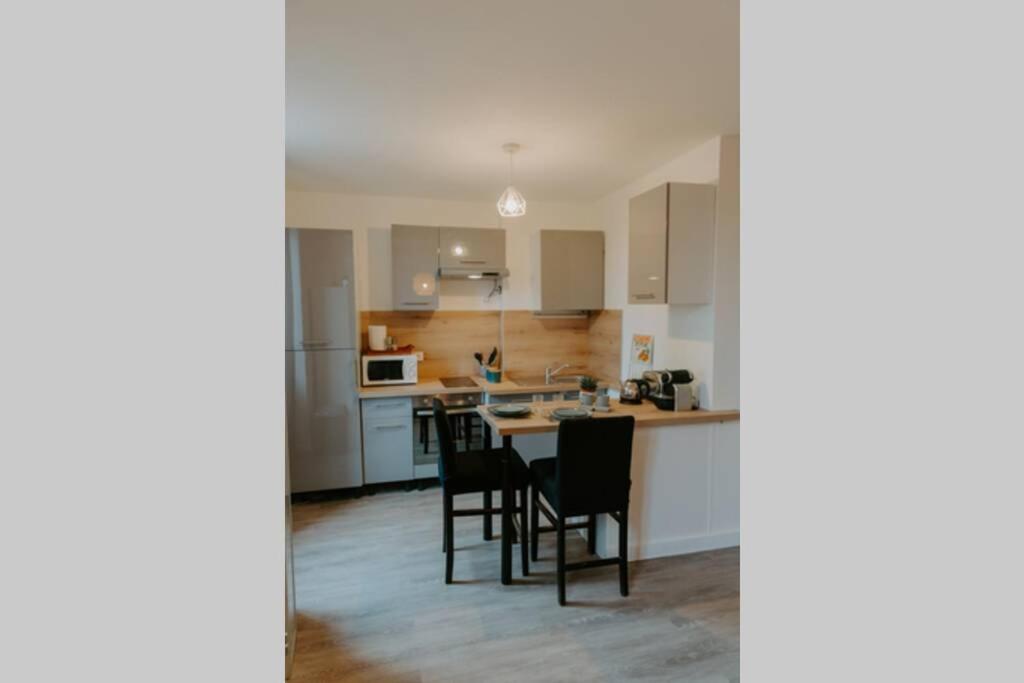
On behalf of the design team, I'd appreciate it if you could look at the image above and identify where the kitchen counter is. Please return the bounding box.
[358,379,483,398]
[477,398,740,565]
[357,374,610,399]
[477,399,739,435]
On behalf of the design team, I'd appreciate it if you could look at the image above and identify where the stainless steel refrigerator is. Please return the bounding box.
[285,228,362,492]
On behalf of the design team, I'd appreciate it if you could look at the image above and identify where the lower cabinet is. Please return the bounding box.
[361,398,413,484]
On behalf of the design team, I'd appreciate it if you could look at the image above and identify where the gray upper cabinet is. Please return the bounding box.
[628,184,669,304]
[628,182,716,305]
[391,225,439,310]
[667,183,717,305]
[537,230,604,311]
[439,227,506,271]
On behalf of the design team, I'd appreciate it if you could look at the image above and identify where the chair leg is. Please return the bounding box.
[444,493,454,584]
[618,506,629,597]
[483,491,493,540]
[520,485,529,577]
[530,485,540,561]
[557,513,567,606]
[587,513,597,554]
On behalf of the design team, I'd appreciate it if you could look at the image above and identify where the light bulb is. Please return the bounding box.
[497,185,526,217]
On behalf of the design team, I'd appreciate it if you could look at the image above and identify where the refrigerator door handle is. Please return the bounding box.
[302,340,329,348]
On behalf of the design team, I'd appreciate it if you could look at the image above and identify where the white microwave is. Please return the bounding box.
[361,353,418,386]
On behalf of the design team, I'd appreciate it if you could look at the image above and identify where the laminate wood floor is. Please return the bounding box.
[290,487,739,682]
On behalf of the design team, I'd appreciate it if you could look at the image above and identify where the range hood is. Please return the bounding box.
[439,266,509,280]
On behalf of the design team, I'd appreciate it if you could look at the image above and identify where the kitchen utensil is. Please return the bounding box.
[487,347,498,366]
[474,352,484,367]
[489,404,531,418]
[551,407,590,420]
[368,325,387,351]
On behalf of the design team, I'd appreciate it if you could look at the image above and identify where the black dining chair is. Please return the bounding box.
[433,398,531,584]
[529,415,635,606]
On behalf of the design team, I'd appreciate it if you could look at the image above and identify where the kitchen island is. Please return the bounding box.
[478,399,740,564]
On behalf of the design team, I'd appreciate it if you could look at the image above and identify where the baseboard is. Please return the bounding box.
[628,530,740,561]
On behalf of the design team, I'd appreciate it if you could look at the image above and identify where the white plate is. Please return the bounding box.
[489,404,531,417]
[551,407,590,420]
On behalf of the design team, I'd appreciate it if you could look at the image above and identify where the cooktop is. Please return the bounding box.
[439,376,478,388]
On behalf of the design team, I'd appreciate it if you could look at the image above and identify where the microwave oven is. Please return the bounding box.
[361,353,418,386]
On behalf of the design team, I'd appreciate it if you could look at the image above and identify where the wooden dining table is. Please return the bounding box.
[476,399,741,585]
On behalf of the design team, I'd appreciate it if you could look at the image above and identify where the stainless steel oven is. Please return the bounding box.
[412,392,484,479]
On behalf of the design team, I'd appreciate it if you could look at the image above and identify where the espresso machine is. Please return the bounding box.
[642,369,695,411]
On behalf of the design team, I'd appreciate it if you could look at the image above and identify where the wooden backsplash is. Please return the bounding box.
[360,309,622,381]
[586,309,623,382]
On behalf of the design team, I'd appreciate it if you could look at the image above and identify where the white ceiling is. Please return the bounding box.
[286,0,738,201]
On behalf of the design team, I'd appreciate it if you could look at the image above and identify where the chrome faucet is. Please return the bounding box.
[545,363,571,383]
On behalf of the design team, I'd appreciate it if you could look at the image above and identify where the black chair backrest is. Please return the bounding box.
[556,416,635,516]
[432,397,458,484]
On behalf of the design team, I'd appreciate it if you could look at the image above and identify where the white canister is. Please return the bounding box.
[368,325,387,351]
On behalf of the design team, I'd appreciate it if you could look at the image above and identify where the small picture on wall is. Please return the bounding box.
[630,333,654,377]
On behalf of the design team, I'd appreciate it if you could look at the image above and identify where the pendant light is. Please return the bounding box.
[496,143,526,217]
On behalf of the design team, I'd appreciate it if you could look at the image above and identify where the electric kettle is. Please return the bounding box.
[620,378,650,404]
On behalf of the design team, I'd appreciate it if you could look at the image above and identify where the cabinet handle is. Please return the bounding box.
[459,260,485,265]
[401,302,429,306]
[302,340,329,347]
[632,293,656,300]
[371,402,406,409]
[374,424,407,431]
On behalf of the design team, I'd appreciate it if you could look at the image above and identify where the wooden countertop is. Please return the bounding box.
[477,399,740,436]
[358,379,483,399]
[358,374,609,399]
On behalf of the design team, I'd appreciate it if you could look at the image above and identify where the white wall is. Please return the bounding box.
[285,191,599,311]
[596,138,720,399]
[594,135,739,410]
[712,135,740,409]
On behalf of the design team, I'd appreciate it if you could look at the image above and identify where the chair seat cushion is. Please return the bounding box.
[444,447,530,495]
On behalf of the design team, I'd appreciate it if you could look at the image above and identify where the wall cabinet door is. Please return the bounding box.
[667,184,716,305]
[538,229,604,310]
[391,225,439,310]
[628,184,668,304]
[439,227,506,270]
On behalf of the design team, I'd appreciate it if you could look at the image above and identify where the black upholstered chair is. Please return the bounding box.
[434,398,531,584]
[529,415,635,605]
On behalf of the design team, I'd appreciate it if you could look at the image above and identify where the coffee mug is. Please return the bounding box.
[595,393,610,408]
[580,392,595,407]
